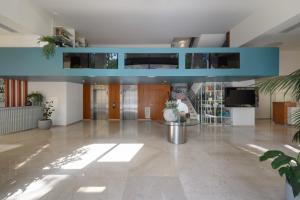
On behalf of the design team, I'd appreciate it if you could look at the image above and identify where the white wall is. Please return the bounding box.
[0,35,41,47]
[255,82,272,119]
[66,82,83,125]
[273,49,300,102]
[28,82,83,126]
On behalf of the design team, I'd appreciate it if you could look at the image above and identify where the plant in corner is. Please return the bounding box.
[38,100,55,130]
[257,69,300,199]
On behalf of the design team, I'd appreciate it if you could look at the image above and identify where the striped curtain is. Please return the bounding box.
[4,80,28,107]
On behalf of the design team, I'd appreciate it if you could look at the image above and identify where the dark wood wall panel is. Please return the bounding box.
[83,83,91,119]
[109,84,120,119]
[138,84,170,120]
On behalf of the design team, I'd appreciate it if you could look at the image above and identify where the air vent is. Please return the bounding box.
[280,22,300,33]
[0,23,18,33]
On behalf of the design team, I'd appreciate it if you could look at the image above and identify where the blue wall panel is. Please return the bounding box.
[0,47,279,78]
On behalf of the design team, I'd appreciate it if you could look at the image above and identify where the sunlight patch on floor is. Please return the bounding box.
[0,144,22,153]
[77,186,106,193]
[284,144,300,153]
[4,175,68,200]
[237,146,261,156]
[98,143,144,162]
[247,144,268,153]
[15,144,49,170]
[44,144,116,170]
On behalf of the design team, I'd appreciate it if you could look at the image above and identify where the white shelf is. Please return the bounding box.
[200,82,232,126]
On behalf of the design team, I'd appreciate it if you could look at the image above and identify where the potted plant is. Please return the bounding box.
[163,100,179,122]
[38,100,55,129]
[257,69,300,200]
[27,92,44,106]
[38,35,69,59]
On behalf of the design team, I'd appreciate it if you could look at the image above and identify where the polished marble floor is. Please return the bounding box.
[0,120,297,200]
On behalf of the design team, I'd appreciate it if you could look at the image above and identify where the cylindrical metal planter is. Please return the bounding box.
[167,124,187,144]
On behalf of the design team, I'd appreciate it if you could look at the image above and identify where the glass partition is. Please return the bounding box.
[209,53,240,69]
[63,53,90,68]
[125,53,178,69]
[93,53,118,69]
[185,53,209,69]
[63,53,118,69]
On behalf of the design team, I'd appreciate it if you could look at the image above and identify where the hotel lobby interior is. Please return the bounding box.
[0,1,300,200]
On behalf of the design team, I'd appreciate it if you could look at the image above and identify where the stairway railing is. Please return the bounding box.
[187,89,200,115]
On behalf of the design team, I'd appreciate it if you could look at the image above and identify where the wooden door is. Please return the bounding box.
[83,83,91,119]
[138,84,170,120]
[109,84,120,119]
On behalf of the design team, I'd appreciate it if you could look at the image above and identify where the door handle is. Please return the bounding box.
[112,102,116,109]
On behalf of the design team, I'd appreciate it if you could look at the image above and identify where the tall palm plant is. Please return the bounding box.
[256,69,300,142]
[257,69,300,197]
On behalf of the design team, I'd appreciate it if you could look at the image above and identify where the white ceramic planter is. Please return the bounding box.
[286,180,300,200]
[163,109,178,122]
[38,119,52,129]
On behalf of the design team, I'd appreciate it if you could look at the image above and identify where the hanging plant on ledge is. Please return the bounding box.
[38,35,70,59]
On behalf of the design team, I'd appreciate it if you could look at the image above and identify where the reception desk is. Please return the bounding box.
[0,106,42,135]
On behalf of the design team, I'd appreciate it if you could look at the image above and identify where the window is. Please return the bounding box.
[63,53,90,68]
[125,53,178,69]
[185,53,209,69]
[63,53,118,69]
[210,53,240,69]
[93,53,118,69]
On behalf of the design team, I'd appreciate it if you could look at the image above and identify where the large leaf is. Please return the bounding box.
[259,150,283,161]
[279,166,291,177]
[256,69,300,102]
[271,154,294,169]
[255,69,300,144]
[289,167,300,197]
[291,110,300,129]
[293,130,300,143]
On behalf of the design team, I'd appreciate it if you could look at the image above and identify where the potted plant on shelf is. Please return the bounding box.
[163,100,179,122]
[27,92,44,106]
[257,69,300,200]
[38,35,69,59]
[38,100,55,130]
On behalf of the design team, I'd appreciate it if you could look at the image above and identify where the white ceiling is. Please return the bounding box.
[32,0,268,45]
[245,13,300,50]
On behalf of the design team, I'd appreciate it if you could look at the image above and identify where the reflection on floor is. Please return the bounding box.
[0,120,297,200]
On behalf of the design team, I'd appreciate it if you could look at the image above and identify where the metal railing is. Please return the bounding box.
[187,90,200,115]
[0,106,42,135]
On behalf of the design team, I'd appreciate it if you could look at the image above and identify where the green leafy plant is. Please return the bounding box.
[38,35,70,59]
[260,150,300,197]
[257,69,300,197]
[164,100,179,116]
[27,92,44,106]
[42,100,55,120]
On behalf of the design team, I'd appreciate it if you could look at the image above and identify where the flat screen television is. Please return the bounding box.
[225,87,258,107]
